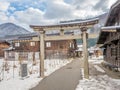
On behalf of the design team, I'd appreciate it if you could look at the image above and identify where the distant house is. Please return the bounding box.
[97,0,120,69]
[76,44,102,58]
[75,45,83,57]
[4,33,40,61]
[4,31,77,60]
[0,22,76,60]
[45,32,76,59]
[45,40,76,59]
[0,22,33,59]
[88,46,103,58]
[0,40,10,57]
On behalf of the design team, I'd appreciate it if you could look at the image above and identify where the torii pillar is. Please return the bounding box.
[39,29,45,77]
[81,27,89,79]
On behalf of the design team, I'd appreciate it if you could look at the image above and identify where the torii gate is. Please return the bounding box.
[30,18,99,79]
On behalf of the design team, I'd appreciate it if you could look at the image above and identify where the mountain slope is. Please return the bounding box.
[0,23,30,37]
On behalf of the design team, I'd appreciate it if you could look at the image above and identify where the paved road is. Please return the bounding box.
[30,59,82,90]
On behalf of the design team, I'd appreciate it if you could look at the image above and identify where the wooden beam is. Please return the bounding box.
[45,34,98,41]
[31,24,96,31]
[102,29,117,32]
[32,37,39,41]
[45,35,82,41]
[32,34,98,41]
[88,34,98,38]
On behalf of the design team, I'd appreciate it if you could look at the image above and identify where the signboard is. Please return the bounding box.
[21,63,27,77]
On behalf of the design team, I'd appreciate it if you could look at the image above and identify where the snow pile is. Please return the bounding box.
[0,75,42,90]
[94,65,105,73]
[0,59,41,90]
[0,59,72,90]
[89,59,103,64]
[44,59,71,76]
[76,75,120,90]
[89,56,103,60]
[76,56,120,90]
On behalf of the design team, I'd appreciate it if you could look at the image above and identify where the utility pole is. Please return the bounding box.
[81,27,89,79]
[39,29,45,78]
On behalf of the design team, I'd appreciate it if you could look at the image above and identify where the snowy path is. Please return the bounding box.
[76,58,120,90]
[31,59,82,90]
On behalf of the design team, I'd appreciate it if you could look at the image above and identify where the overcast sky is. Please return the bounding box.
[0,0,117,30]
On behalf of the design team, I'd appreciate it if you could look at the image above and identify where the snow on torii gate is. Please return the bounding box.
[30,18,99,79]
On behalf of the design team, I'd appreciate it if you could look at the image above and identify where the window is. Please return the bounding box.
[30,42,35,46]
[70,43,72,48]
[46,42,51,47]
[111,47,117,56]
[15,42,20,47]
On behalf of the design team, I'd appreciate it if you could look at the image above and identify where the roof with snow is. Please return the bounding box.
[0,30,74,42]
[97,0,120,44]
[0,32,38,41]
[105,0,120,26]
[97,26,120,44]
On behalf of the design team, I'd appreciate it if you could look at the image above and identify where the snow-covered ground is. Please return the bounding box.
[0,58,72,90]
[76,74,120,90]
[76,56,120,90]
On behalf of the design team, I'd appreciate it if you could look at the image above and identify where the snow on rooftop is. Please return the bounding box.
[101,25,120,30]
[59,18,99,25]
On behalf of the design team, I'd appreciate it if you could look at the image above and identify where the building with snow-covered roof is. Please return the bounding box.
[75,44,83,57]
[97,0,120,70]
[1,31,76,60]
[3,32,76,60]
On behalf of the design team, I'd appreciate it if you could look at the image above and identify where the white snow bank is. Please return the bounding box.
[0,76,42,90]
[94,65,105,73]
[0,59,72,90]
[89,56,103,60]
[76,75,120,90]
[89,59,103,64]
[76,56,120,90]
[44,59,71,76]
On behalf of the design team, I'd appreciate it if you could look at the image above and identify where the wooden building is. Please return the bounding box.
[97,0,120,70]
[4,33,40,61]
[45,39,76,59]
[88,46,103,58]
[0,40,10,57]
[44,32,76,59]
[4,31,76,60]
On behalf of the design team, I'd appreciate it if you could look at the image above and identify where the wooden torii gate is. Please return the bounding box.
[30,18,99,79]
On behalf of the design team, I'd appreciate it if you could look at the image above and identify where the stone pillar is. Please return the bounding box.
[81,27,89,79]
[39,29,45,77]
